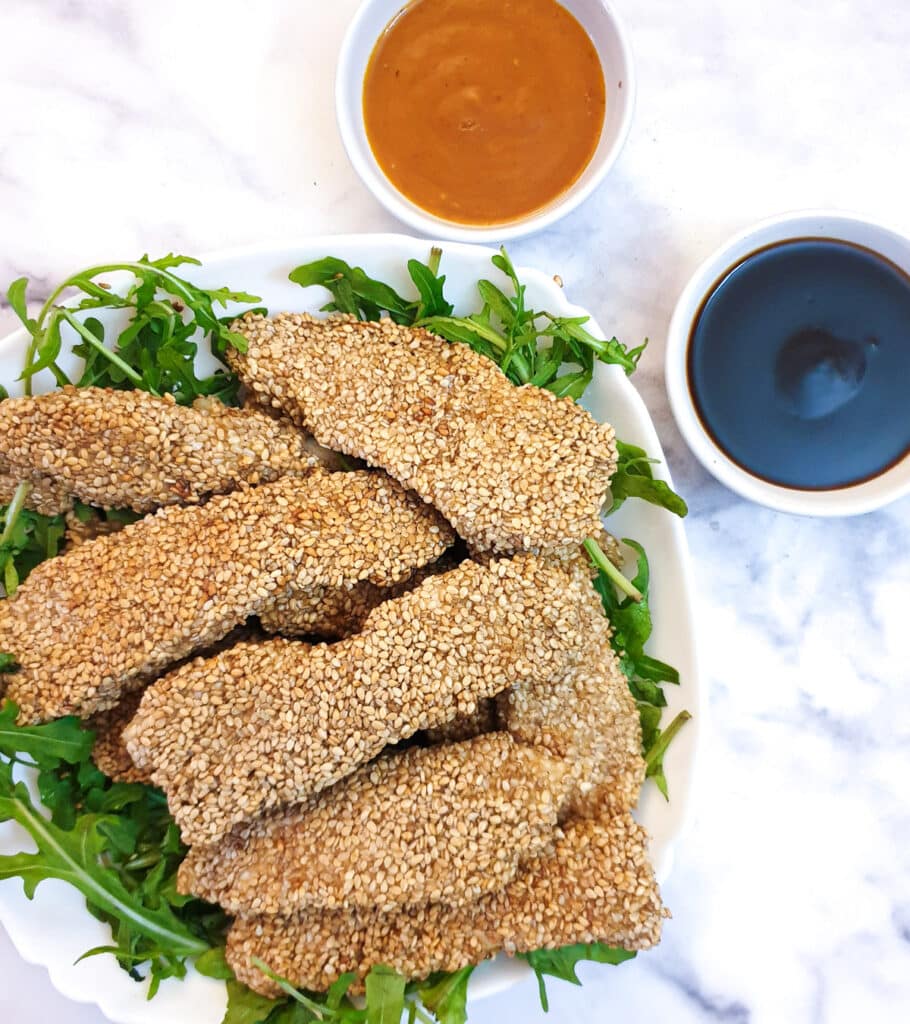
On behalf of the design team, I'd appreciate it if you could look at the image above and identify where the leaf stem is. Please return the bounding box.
[583,537,643,603]
[59,311,152,392]
[644,710,692,771]
[251,957,336,1020]
[0,482,30,548]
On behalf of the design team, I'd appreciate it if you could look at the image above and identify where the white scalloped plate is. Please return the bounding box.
[0,235,701,1024]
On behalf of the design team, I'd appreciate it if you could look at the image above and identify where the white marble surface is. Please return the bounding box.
[1,1,909,1022]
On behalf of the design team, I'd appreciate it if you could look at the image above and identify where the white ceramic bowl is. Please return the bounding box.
[665,210,910,516]
[335,0,635,242]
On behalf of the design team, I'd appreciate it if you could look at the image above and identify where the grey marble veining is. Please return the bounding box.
[2,1,910,1022]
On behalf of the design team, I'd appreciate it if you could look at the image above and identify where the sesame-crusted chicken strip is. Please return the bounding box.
[178,734,565,915]
[88,690,153,785]
[259,551,461,640]
[230,313,618,554]
[0,386,326,514]
[226,811,666,995]
[1,472,453,724]
[125,556,602,844]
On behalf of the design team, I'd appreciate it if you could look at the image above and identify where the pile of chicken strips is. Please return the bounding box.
[0,313,667,995]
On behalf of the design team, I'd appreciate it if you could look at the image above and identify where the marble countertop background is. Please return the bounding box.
[1,1,909,1022]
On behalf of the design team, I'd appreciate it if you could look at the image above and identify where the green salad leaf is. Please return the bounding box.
[413,967,474,1024]
[0,483,66,595]
[7,255,260,406]
[0,702,94,766]
[520,944,636,1011]
[0,702,229,995]
[609,440,688,518]
[292,246,646,400]
[590,539,690,798]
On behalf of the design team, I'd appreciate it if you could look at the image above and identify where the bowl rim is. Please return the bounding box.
[665,208,910,516]
[334,0,637,242]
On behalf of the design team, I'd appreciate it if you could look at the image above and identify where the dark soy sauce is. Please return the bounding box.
[687,238,910,490]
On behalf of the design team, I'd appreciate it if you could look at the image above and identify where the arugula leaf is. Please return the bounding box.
[0,653,19,674]
[408,249,453,320]
[414,967,474,1024]
[609,441,688,518]
[289,258,414,324]
[6,277,33,331]
[0,702,94,767]
[0,761,208,956]
[366,965,406,1024]
[590,539,690,798]
[520,944,636,1011]
[14,257,259,405]
[223,979,285,1024]
[0,702,230,991]
[0,485,66,595]
[291,246,643,392]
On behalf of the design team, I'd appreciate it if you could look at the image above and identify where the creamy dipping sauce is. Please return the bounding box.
[687,239,910,490]
[363,0,606,225]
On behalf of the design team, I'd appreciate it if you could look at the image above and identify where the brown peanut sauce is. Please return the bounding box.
[363,0,606,225]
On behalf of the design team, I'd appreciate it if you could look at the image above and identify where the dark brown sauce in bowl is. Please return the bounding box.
[362,0,606,225]
[686,238,910,491]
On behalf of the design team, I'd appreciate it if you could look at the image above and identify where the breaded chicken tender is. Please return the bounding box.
[0,386,325,514]
[1,472,452,723]
[125,556,602,844]
[178,734,565,915]
[226,812,665,995]
[230,313,617,554]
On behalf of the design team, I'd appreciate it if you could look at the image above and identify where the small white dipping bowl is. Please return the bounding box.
[666,210,910,516]
[336,0,635,242]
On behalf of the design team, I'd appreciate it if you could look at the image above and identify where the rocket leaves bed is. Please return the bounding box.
[0,246,690,1024]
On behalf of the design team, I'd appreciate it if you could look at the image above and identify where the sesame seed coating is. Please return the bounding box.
[1,471,452,723]
[226,811,665,994]
[0,466,70,517]
[0,386,325,514]
[423,699,499,744]
[229,313,617,553]
[498,618,644,821]
[124,555,601,844]
[178,733,564,915]
[259,551,460,640]
[88,690,153,785]
[87,625,259,784]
